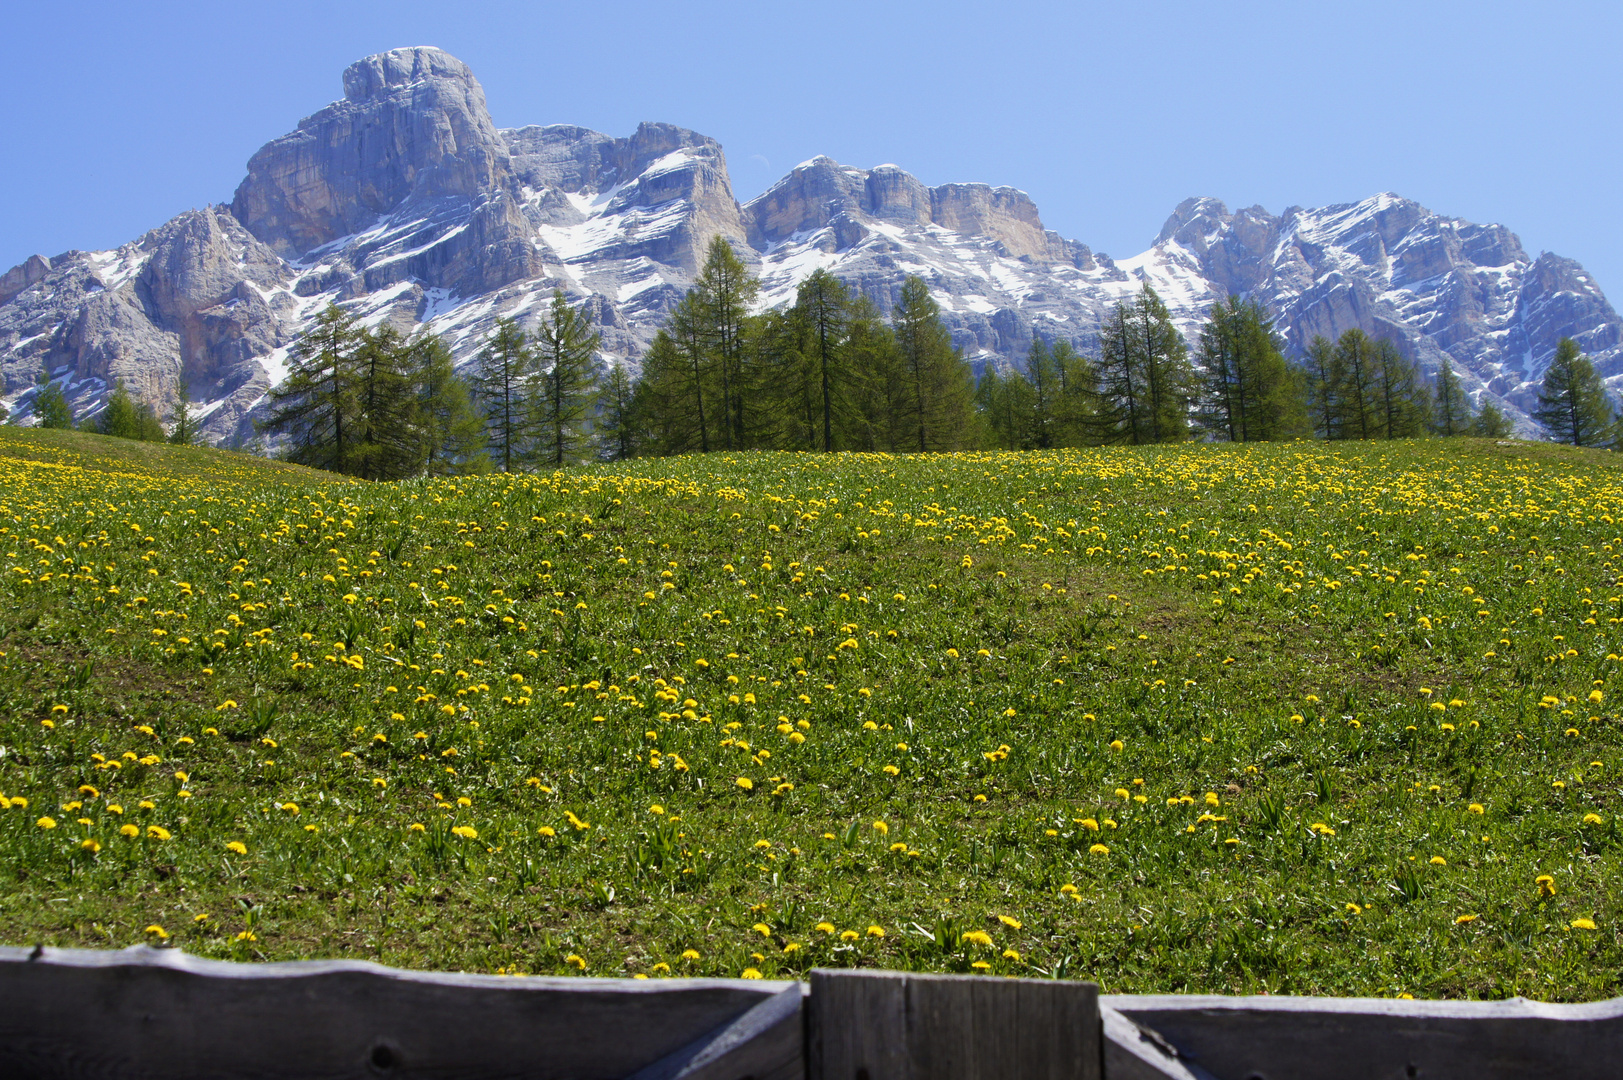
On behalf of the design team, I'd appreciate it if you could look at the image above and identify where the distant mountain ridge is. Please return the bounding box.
[2,45,1618,444]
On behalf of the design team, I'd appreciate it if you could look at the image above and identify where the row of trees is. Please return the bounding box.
[945,291,1516,451]
[20,235,1614,470]
[262,249,1596,474]
[20,369,203,445]
[263,305,488,478]
[629,240,980,456]
[262,288,612,479]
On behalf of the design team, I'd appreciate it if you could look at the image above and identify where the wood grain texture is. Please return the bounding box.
[1103,992,1623,1080]
[0,945,792,1080]
[1099,1006,1212,1080]
[628,982,805,1080]
[809,968,1100,1080]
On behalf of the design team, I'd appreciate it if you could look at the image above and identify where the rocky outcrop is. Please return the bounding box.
[506,122,750,273]
[0,207,294,441]
[233,48,509,257]
[746,158,1094,268]
[1130,194,1623,425]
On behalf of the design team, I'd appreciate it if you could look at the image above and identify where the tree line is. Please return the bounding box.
[14,366,206,445]
[622,239,1524,456]
[17,236,1620,468]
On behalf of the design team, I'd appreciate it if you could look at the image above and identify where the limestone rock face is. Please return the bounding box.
[507,121,750,273]
[0,207,295,443]
[742,158,1109,364]
[233,47,509,258]
[3,47,1619,445]
[1125,194,1623,426]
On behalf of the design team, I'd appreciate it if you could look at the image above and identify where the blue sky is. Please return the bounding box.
[5,1,1620,298]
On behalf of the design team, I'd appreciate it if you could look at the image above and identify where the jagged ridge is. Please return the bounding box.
[2,46,1618,444]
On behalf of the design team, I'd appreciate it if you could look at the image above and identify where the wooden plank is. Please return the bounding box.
[628,982,805,1080]
[0,944,793,1080]
[1103,992,1623,1080]
[1099,1006,1212,1080]
[810,968,912,1080]
[809,968,1101,1080]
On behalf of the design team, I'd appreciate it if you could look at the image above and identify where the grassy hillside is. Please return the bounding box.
[1,430,1619,998]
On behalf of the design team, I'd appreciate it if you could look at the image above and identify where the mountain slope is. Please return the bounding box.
[2,46,1617,443]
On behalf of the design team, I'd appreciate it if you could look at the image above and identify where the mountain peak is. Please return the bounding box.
[341,47,476,103]
[1155,197,1232,246]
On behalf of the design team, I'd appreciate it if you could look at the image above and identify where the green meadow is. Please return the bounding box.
[0,428,1619,999]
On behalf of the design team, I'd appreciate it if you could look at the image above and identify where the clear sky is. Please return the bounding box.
[5,0,1620,299]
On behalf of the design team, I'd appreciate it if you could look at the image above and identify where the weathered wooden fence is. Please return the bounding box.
[3,944,1621,1079]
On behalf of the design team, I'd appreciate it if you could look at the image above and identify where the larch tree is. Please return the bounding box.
[1533,337,1613,447]
[467,317,534,473]
[1370,339,1430,439]
[793,269,850,452]
[350,325,424,480]
[409,334,488,475]
[692,237,759,450]
[32,374,73,429]
[168,382,201,445]
[262,303,365,472]
[1196,296,1305,441]
[596,359,638,461]
[1328,329,1381,440]
[531,290,601,468]
[892,275,975,452]
[1431,357,1472,436]
[1303,335,1339,440]
[1095,285,1192,444]
[1026,338,1061,449]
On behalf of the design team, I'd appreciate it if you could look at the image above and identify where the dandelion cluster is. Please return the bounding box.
[0,430,1618,996]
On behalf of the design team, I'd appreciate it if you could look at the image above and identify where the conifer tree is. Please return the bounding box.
[1328,329,1381,440]
[976,366,1036,449]
[844,295,906,451]
[1026,339,1061,449]
[94,379,142,439]
[632,329,705,456]
[1473,399,1514,439]
[262,303,364,472]
[1093,303,1141,443]
[409,334,487,475]
[1534,337,1613,446]
[1050,339,1097,446]
[1431,357,1472,436]
[1371,339,1430,439]
[1303,335,1339,440]
[596,359,638,461]
[756,305,818,449]
[467,318,534,473]
[892,276,976,452]
[531,290,601,468]
[351,326,424,479]
[1094,285,1193,444]
[793,269,850,452]
[169,382,201,445]
[692,238,760,450]
[32,368,73,430]
[1135,285,1194,442]
[1196,296,1305,441]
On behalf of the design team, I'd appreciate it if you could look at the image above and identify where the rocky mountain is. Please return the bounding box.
[3,46,1618,444]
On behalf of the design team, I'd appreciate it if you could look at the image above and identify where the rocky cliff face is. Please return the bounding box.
[2,46,1618,444]
[1121,194,1623,422]
[0,207,294,438]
